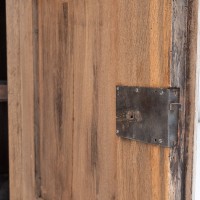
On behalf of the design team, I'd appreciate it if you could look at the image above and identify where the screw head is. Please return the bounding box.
[116,130,119,134]
[158,139,163,143]
[173,91,177,96]
[135,88,139,93]
[116,87,120,91]
[160,90,164,95]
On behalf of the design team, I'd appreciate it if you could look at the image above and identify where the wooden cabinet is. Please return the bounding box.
[6,0,198,199]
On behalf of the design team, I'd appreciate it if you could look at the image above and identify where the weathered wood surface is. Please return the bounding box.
[6,0,198,200]
[170,0,199,199]
[184,0,199,199]
[6,0,36,199]
[34,1,172,199]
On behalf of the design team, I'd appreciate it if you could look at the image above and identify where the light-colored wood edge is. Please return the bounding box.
[6,0,36,199]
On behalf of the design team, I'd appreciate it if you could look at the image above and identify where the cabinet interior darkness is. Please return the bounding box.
[0,1,9,199]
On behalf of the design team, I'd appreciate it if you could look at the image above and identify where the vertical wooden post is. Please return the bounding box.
[6,0,36,199]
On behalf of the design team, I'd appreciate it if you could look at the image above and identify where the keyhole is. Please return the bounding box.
[126,110,142,123]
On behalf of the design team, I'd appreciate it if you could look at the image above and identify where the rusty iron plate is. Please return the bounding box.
[116,86,180,147]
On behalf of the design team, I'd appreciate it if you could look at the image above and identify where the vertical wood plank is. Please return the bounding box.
[116,0,171,199]
[6,0,35,199]
[71,0,172,199]
[170,0,198,199]
[36,1,74,199]
[72,1,117,199]
[184,0,199,197]
[36,1,173,199]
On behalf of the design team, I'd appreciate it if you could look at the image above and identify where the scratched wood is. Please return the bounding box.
[6,0,198,199]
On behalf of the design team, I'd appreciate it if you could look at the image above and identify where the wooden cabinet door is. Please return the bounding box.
[6,0,198,199]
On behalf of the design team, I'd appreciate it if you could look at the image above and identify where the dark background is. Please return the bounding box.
[0,0,8,174]
[0,0,7,81]
[0,1,9,199]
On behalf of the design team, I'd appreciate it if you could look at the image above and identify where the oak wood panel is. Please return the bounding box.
[116,0,171,199]
[36,0,172,199]
[36,1,74,199]
[7,0,198,199]
[6,0,36,199]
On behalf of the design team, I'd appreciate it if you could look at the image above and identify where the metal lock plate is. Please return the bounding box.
[116,86,180,147]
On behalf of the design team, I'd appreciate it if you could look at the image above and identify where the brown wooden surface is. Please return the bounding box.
[184,0,199,199]
[6,0,36,199]
[6,0,198,200]
[35,1,172,199]
[170,0,199,199]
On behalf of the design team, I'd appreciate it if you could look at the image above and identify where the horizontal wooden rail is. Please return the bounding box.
[0,83,7,102]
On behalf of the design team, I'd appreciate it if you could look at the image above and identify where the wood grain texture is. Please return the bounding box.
[6,0,198,199]
[6,0,35,199]
[170,1,189,199]
[36,1,74,199]
[170,0,199,199]
[35,0,172,199]
[184,0,198,199]
[116,1,171,199]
